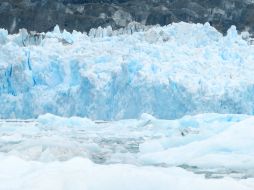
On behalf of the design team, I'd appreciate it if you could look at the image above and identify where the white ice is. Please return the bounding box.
[0,22,254,119]
[1,22,254,189]
[0,156,253,190]
[0,113,254,173]
[0,113,254,189]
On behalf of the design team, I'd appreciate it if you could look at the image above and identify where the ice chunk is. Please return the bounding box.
[0,113,251,170]
[37,113,95,127]
[0,29,8,44]
[0,113,254,189]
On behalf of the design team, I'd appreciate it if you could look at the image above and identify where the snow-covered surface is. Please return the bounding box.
[0,113,254,189]
[1,22,254,119]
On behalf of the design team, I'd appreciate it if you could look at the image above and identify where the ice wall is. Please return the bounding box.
[0,22,254,119]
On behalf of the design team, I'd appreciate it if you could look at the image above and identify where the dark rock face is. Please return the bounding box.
[0,0,254,34]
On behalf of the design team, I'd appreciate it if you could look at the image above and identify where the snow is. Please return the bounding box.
[1,22,254,119]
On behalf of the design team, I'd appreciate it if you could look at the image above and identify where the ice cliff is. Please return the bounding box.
[0,22,254,119]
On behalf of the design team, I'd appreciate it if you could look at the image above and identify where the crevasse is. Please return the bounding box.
[0,22,254,119]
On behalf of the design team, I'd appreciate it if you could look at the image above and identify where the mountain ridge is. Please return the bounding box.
[1,0,254,34]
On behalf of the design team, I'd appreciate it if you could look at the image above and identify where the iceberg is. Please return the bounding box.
[0,22,254,119]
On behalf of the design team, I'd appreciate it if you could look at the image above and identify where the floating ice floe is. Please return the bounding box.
[0,113,253,175]
[0,113,254,189]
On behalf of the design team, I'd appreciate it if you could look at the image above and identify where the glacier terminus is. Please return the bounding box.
[0,22,254,190]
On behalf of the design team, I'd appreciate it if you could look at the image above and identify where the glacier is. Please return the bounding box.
[1,22,254,119]
[1,22,254,189]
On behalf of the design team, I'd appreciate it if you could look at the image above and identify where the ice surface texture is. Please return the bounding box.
[0,157,253,190]
[0,113,253,174]
[0,113,254,189]
[1,22,254,119]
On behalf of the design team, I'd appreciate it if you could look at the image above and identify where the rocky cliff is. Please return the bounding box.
[0,0,254,34]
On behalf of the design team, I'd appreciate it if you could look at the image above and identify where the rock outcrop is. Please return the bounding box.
[0,0,254,34]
